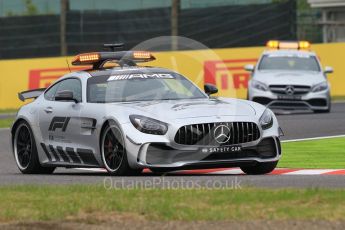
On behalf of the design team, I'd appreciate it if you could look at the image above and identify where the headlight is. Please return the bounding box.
[129,115,168,135]
[251,80,268,91]
[259,108,274,130]
[312,82,328,92]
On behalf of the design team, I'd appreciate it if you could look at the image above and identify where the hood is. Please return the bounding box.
[254,70,326,86]
[117,98,256,120]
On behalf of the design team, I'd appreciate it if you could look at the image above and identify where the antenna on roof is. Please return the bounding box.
[66,58,71,73]
[103,43,124,52]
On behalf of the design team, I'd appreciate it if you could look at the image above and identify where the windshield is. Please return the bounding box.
[258,54,320,72]
[87,71,207,103]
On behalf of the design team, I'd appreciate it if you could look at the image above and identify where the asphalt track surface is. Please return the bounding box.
[0,102,344,188]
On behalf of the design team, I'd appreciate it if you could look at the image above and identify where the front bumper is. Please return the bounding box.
[121,113,281,170]
[249,87,330,111]
[138,137,281,169]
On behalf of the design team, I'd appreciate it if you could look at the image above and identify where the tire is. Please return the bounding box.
[13,121,55,174]
[240,161,278,175]
[101,123,142,176]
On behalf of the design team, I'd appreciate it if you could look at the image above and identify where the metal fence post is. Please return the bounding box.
[171,0,180,50]
[60,0,69,56]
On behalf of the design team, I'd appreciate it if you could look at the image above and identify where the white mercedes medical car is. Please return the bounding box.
[245,41,333,113]
[11,45,282,176]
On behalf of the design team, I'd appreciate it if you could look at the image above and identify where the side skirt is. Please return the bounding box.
[40,143,100,167]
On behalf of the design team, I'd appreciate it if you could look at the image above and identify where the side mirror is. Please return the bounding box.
[204,83,218,96]
[324,66,333,74]
[244,64,255,72]
[55,90,78,103]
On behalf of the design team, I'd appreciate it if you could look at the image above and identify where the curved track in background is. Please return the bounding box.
[0,102,344,188]
[277,102,345,140]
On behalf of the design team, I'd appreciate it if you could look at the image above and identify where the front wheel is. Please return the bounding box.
[240,161,278,175]
[13,121,55,174]
[101,123,142,176]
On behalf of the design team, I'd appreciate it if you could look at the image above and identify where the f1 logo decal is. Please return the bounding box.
[48,117,70,132]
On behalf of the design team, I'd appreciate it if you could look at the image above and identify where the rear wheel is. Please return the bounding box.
[240,161,278,175]
[101,123,142,176]
[13,121,55,174]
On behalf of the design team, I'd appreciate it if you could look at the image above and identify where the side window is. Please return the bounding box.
[44,82,61,101]
[56,78,82,102]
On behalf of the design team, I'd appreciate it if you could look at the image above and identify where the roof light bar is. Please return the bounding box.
[299,41,311,49]
[266,40,279,49]
[71,50,155,68]
[133,51,152,59]
[72,52,100,65]
[266,40,311,50]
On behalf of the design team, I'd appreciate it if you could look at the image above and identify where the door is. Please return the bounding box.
[38,78,83,162]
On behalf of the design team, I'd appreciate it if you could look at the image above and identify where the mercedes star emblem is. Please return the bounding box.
[285,85,295,95]
[213,125,231,144]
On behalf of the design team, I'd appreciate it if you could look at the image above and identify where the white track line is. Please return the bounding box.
[209,168,244,174]
[283,134,345,143]
[73,167,345,175]
[284,169,337,175]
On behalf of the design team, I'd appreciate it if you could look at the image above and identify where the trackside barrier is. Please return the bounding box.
[0,43,344,109]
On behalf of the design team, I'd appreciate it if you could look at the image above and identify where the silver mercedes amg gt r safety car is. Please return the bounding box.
[245,40,333,113]
[11,46,282,175]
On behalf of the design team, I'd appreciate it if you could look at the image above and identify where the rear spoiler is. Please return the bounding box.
[18,88,46,102]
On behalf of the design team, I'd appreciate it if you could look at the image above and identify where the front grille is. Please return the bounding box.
[146,137,278,165]
[174,122,260,146]
[269,85,311,95]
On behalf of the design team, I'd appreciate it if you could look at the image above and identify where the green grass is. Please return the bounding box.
[332,95,345,101]
[279,137,345,169]
[0,185,344,222]
[0,109,17,114]
[0,118,13,128]
[0,109,15,128]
